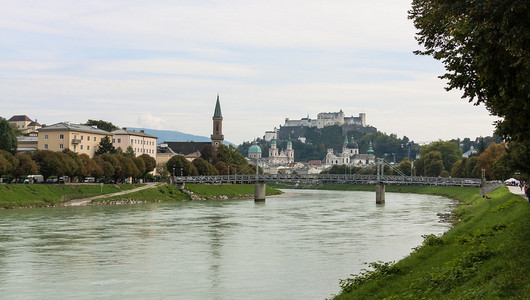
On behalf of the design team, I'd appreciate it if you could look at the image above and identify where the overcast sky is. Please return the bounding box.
[1,0,498,144]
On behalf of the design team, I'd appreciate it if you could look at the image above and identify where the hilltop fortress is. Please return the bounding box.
[265,110,377,142]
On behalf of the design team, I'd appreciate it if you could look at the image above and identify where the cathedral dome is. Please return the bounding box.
[287,140,292,146]
[271,139,277,145]
[248,144,262,154]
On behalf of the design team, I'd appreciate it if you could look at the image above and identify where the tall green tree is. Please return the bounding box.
[138,154,156,177]
[13,153,38,179]
[409,0,530,175]
[94,136,116,156]
[0,118,17,154]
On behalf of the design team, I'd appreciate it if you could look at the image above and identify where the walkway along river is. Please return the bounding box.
[0,189,456,300]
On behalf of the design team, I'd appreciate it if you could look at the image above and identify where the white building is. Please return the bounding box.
[283,110,366,129]
[325,136,375,167]
[266,139,294,166]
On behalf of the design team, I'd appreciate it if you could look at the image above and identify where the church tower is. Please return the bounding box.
[211,93,224,148]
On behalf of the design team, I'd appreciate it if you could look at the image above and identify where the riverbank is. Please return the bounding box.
[0,183,283,208]
[329,186,529,299]
[92,183,283,204]
[0,183,143,208]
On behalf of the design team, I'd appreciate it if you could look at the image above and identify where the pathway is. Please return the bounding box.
[62,182,158,206]
[507,185,528,201]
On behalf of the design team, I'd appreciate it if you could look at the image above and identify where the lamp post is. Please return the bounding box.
[180,168,183,176]
[228,166,230,183]
[172,167,175,177]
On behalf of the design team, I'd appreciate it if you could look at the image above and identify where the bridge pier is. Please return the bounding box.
[376,182,385,204]
[254,182,266,202]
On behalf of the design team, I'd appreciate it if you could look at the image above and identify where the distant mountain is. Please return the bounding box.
[128,127,234,146]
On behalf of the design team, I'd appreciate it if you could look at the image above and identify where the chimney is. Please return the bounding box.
[140,130,144,133]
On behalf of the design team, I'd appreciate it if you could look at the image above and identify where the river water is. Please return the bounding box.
[0,189,455,300]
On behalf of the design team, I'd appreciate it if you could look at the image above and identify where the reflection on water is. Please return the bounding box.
[0,189,455,299]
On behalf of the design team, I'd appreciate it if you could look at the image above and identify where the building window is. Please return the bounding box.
[87,145,90,150]
[44,134,48,140]
[44,144,48,150]
[80,145,83,150]
[87,136,90,141]
[113,139,115,143]
[117,138,121,143]
[59,144,63,149]
[81,135,83,140]
[59,134,64,140]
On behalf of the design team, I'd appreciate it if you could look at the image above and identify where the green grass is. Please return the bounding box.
[186,183,282,199]
[332,186,530,299]
[0,184,144,208]
[93,184,190,203]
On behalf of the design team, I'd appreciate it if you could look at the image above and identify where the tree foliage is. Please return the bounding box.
[0,118,17,154]
[409,0,530,175]
[85,119,119,132]
[94,136,116,156]
[166,155,197,176]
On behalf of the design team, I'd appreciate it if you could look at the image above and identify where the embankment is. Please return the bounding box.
[330,186,529,299]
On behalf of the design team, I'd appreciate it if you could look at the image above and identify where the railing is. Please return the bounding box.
[174,174,482,187]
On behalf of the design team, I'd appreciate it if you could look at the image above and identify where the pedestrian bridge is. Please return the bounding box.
[174,173,482,187]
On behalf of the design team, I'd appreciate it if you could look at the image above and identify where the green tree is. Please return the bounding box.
[94,136,116,156]
[0,118,17,154]
[31,150,64,179]
[85,120,118,132]
[423,151,444,177]
[217,145,248,166]
[398,158,412,176]
[13,153,38,179]
[419,141,461,173]
[80,154,103,179]
[476,142,506,180]
[166,155,197,176]
[409,0,530,175]
[192,158,218,175]
[94,156,114,179]
[138,154,156,177]
[124,146,136,158]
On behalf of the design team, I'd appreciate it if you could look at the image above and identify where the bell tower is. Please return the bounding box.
[211,93,224,148]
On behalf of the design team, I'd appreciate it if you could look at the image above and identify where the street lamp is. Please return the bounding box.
[172,167,175,177]
[180,168,183,176]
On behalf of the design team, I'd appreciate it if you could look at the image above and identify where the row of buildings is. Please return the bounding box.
[10,116,158,160]
[8,94,226,176]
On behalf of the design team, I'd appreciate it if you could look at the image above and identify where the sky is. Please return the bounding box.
[1,0,498,145]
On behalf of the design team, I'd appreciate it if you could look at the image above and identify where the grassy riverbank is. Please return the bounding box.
[328,186,529,299]
[0,184,141,208]
[92,183,283,204]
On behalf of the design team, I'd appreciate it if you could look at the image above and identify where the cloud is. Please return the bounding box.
[137,113,167,130]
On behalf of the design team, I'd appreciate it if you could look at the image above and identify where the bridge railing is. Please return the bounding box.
[174,174,481,187]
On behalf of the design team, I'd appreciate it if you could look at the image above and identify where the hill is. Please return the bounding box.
[128,127,233,145]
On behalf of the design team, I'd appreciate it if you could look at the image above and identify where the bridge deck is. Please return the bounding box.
[174,174,481,187]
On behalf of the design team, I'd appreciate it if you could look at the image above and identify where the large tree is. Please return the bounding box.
[85,119,118,132]
[0,118,17,154]
[409,0,530,175]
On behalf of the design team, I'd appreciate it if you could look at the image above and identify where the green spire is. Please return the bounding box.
[368,141,375,155]
[343,135,349,145]
[213,93,222,118]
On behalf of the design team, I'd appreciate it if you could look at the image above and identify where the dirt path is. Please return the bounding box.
[62,182,158,206]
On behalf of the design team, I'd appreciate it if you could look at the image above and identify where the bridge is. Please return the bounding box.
[172,159,482,203]
[173,173,481,187]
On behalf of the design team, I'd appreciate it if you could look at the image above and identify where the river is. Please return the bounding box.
[0,189,456,299]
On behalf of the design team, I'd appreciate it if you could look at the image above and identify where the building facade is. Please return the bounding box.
[112,128,157,160]
[8,115,41,134]
[266,139,294,166]
[325,137,375,167]
[283,110,366,129]
[37,122,112,158]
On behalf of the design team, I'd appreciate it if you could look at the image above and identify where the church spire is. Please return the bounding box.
[211,93,224,148]
[213,93,222,118]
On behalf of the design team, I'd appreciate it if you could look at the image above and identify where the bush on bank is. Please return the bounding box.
[332,186,529,299]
